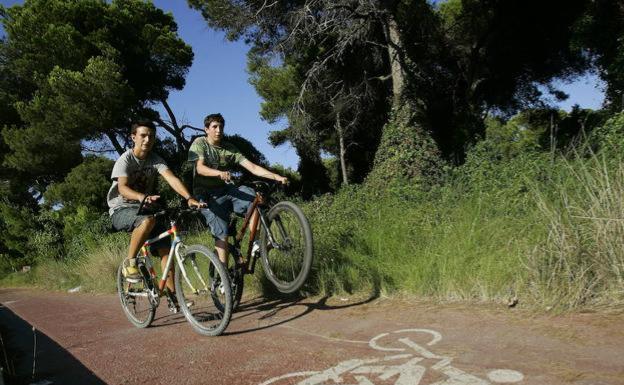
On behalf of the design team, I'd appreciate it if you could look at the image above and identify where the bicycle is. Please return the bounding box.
[213,180,313,309]
[116,198,232,336]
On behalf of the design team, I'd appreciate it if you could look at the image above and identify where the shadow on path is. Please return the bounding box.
[0,304,106,385]
[225,293,379,336]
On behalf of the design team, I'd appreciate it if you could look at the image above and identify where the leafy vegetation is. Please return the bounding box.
[2,0,624,312]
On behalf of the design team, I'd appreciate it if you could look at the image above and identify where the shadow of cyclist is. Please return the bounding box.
[223,292,379,336]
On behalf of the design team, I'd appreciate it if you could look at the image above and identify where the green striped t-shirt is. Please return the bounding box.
[187,137,247,195]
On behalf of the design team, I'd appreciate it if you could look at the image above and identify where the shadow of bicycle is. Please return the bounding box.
[224,293,379,336]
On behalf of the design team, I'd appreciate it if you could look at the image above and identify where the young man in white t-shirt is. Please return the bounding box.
[107,120,203,294]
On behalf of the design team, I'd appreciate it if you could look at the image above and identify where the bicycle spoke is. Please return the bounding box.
[260,202,313,293]
[117,264,156,328]
[175,245,232,336]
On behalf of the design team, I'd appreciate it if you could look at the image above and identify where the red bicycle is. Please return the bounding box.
[223,180,314,308]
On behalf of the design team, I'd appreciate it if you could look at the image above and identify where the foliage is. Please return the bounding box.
[267,163,303,197]
[574,0,624,110]
[0,0,193,262]
[0,203,39,259]
[190,0,593,171]
[0,0,193,190]
[44,155,114,212]
[302,175,538,299]
[227,133,269,167]
[588,112,624,156]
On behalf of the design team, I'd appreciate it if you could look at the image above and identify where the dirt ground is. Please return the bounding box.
[0,288,623,385]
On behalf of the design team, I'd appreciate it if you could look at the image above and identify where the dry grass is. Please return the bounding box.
[75,235,127,293]
[528,154,624,310]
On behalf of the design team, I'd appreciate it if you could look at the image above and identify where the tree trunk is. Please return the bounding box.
[335,112,349,186]
[384,13,405,105]
[293,140,331,198]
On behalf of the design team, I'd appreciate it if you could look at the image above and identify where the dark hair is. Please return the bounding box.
[131,119,156,134]
[204,113,225,128]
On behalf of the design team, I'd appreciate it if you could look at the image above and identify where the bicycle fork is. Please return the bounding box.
[174,243,209,295]
[257,207,289,250]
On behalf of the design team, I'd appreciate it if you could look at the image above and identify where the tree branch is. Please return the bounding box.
[106,132,125,155]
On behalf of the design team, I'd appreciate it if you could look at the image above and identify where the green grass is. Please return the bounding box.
[3,147,624,312]
[304,177,542,302]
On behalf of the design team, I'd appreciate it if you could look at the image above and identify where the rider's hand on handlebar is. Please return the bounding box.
[187,198,206,208]
[275,175,289,185]
[142,195,160,205]
[219,171,231,182]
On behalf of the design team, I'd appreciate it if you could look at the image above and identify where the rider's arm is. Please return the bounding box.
[117,176,151,202]
[159,169,202,207]
[195,159,230,181]
[240,160,287,184]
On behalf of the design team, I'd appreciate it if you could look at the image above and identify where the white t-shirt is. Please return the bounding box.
[107,150,168,215]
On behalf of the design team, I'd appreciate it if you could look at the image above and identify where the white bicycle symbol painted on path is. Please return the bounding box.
[260,329,524,385]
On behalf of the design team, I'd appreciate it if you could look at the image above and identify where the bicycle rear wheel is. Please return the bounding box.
[175,244,232,336]
[116,263,156,328]
[260,201,313,293]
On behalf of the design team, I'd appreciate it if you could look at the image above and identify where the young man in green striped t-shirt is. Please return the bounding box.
[188,113,288,266]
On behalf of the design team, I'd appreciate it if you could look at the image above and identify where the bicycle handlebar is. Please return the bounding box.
[136,196,203,222]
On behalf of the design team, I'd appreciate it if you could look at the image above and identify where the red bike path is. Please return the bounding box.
[0,288,623,385]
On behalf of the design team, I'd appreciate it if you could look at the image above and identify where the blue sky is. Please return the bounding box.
[0,0,607,169]
[149,0,298,169]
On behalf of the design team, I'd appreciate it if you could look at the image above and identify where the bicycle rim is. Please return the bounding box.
[116,264,156,328]
[260,201,313,293]
[175,245,232,336]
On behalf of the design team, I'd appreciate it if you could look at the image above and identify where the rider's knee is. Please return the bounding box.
[138,216,156,231]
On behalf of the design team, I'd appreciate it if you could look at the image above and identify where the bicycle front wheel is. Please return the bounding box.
[174,244,232,336]
[116,263,156,328]
[260,201,313,294]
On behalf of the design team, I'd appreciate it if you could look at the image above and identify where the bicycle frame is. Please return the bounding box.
[138,221,180,294]
[136,216,209,300]
[231,190,282,274]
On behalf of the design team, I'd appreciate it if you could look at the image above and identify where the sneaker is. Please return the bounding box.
[123,264,141,281]
[251,241,261,257]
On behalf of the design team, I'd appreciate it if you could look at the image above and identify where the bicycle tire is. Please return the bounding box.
[260,201,313,293]
[116,263,156,328]
[174,244,232,336]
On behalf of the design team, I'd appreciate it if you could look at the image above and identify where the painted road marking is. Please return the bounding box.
[260,328,524,385]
